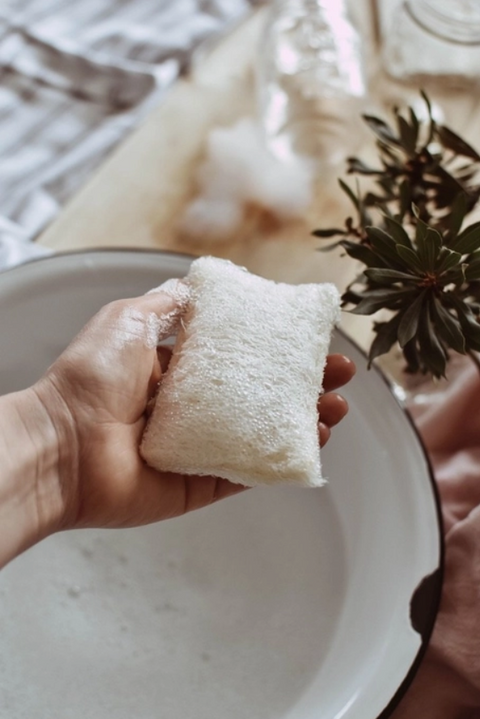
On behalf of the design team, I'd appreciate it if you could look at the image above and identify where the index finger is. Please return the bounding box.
[322,354,356,393]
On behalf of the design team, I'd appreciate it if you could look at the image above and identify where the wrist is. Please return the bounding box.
[0,381,78,566]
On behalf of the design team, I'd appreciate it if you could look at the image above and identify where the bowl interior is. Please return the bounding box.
[0,251,441,719]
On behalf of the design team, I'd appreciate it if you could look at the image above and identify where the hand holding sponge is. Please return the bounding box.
[141,257,341,488]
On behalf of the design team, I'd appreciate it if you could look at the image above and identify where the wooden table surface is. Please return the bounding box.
[37,1,480,353]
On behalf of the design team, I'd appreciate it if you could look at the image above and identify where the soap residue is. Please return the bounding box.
[112,280,192,352]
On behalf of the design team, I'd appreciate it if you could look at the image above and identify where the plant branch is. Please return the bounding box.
[313,91,480,379]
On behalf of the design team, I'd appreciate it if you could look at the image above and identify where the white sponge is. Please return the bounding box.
[140,257,341,488]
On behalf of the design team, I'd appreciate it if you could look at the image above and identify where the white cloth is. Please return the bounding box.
[0,0,260,270]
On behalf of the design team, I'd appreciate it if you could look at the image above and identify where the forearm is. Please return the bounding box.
[0,388,65,567]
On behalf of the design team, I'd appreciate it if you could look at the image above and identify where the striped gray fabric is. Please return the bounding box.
[0,0,259,269]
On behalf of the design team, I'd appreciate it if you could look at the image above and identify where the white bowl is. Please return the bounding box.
[0,250,442,719]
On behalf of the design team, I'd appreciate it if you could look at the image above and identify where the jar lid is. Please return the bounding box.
[406,0,480,44]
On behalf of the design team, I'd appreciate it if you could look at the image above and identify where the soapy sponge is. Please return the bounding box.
[140,257,341,488]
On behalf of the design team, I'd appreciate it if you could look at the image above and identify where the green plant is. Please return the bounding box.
[313,93,480,378]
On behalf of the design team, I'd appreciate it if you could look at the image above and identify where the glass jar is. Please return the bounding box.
[256,0,366,167]
[383,0,480,83]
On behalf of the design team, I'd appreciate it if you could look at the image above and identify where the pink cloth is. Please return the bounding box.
[392,362,480,718]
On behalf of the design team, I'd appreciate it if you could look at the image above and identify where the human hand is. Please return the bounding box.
[27,292,355,535]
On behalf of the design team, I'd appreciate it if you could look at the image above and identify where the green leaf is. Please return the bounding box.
[317,241,343,253]
[435,247,462,274]
[437,124,480,161]
[420,89,430,109]
[465,264,480,281]
[408,106,420,148]
[396,245,424,273]
[366,226,404,267]
[364,191,387,207]
[420,90,435,146]
[347,157,380,175]
[364,268,417,284]
[430,296,466,354]
[367,314,402,366]
[434,165,466,205]
[452,221,480,254]
[397,290,426,347]
[362,114,401,146]
[398,179,411,221]
[377,176,396,196]
[417,304,448,378]
[413,215,432,268]
[410,217,442,270]
[443,263,467,287]
[339,240,388,268]
[448,295,480,351]
[397,112,417,154]
[421,90,433,118]
[424,228,443,271]
[355,181,371,228]
[338,179,360,211]
[467,248,480,261]
[349,287,417,315]
[402,338,421,374]
[377,201,393,217]
[383,216,412,248]
[312,228,345,238]
[411,203,421,221]
[465,250,480,280]
[379,142,401,166]
[341,289,364,306]
[448,192,468,238]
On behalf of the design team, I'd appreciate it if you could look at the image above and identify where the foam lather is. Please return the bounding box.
[140,257,341,488]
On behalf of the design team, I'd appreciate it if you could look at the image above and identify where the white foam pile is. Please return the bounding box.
[179,118,315,241]
[141,256,340,487]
